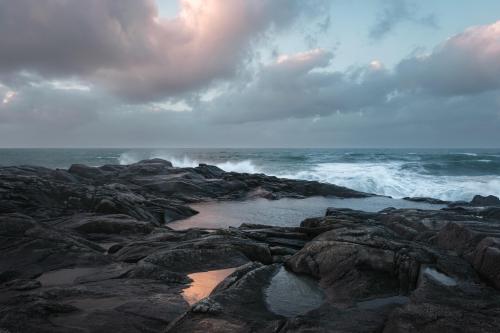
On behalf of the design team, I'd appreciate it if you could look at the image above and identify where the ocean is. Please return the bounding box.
[1,148,499,201]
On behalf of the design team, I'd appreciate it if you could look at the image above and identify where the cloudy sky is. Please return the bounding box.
[0,0,500,148]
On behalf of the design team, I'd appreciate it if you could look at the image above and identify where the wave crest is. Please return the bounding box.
[278,162,500,201]
[118,152,499,201]
[118,152,260,174]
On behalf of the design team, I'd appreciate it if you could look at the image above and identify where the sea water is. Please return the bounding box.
[1,148,499,201]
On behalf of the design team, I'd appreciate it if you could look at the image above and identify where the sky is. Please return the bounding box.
[0,0,500,148]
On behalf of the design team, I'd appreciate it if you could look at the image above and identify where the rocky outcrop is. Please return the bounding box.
[166,263,284,333]
[0,160,369,223]
[0,217,306,332]
[166,204,500,332]
[284,206,500,332]
[1,161,500,332]
[403,196,450,205]
[470,194,500,206]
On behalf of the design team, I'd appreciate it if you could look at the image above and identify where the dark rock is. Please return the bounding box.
[195,163,226,179]
[481,207,500,220]
[142,234,273,273]
[166,263,283,332]
[67,214,155,235]
[68,163,104,179]
[403,196,450,205]
[94,198,120,214]
[107,243,124,254]
[471,195,500,206]
[137,158,173,167]
[124,262,191,284]
[284,207,500,332]
[472,237,500,289]
[163,205,198,223]
[4,279,41,291]
[2,160,500,332]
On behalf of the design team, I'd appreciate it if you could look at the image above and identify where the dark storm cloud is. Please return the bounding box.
[0,0,328,102]
[369,0,438,40]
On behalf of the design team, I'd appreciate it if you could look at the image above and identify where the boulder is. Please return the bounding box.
[470,195,500,206]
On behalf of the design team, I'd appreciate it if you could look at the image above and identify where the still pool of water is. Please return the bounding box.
[169,196,445,230]
[264,267,325,317]
[182,268,236,305]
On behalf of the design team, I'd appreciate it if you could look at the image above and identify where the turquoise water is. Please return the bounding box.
[1,148,499,201]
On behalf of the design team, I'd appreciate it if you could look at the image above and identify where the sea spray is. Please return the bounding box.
[2,148,499,202]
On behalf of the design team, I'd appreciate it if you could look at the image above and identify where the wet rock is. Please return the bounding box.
[384,277,500,333]
[195,164,226,179]
[142,238,269,273]
[2,160,500,332]
[480,207,500,220]
[167,264,283,332]
[472,237,500,288]
[283,207,500,332]
[107,243,124,254]
[66,214,155,236]
[68,163,104,179]
[470,195,500,206]
[0,214,110,281]
[269,246,297,256]
[403,197,450,205]
[124,262,191,284]
[191,298,223,314]
[4,279,41,291]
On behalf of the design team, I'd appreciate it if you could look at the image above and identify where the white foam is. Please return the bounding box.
[168,156,199,168]
[118,152,260,174]
[118,152,139,165]
[278,162,500,201]
[215,160,259,174]
[117,152,499,202]
[455,152,478,156]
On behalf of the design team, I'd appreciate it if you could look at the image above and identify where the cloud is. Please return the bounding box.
[1,7,499,148]
[0,0,325,102]
[369,0,438,40]
[203,49,392,123]
[0,77,106,128]
[203,21,500,123]
[396,21,500,95]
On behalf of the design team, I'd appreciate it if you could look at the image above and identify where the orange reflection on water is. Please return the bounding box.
[182,268,236,305]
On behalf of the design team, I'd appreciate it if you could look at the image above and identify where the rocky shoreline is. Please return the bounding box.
[1,159,499,332]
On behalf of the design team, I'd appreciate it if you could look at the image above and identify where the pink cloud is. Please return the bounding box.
[397,20,500,95]
[0,0,320,101]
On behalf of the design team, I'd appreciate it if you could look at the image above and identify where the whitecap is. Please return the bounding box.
[117,151,500,202]
[118,151,261,174]
[455,152,478,156]
[276,162,500,201]
[215,160,260,173]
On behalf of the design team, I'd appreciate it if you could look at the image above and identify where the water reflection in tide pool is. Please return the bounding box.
[265,267,325,317]
[182,268,236,305]
[169,196,445,230]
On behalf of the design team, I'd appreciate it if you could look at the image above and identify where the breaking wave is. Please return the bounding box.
[118,152,260,174]
[278,162,500,201]
[117,150,500,201]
